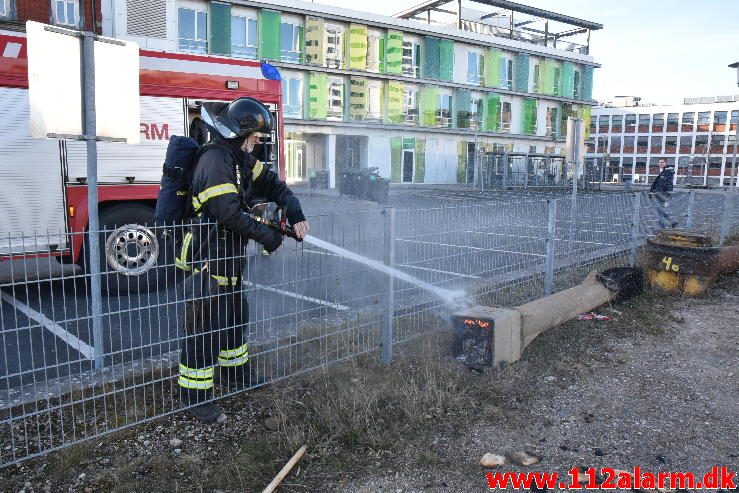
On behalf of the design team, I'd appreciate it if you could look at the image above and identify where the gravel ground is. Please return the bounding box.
[0,272,737,492]
[337,273,739,493]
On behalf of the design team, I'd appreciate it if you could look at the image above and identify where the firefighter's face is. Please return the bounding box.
[241,134,260,154]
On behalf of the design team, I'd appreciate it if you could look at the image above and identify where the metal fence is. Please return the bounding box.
[1,189,737,466]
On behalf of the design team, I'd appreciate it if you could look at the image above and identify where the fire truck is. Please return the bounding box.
[0,30,284,293]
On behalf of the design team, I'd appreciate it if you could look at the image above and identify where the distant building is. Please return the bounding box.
[586,95,739,187]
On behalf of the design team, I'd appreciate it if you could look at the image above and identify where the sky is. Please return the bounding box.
[309,0,739,105]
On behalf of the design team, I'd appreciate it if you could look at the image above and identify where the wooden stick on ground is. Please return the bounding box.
[262,445,307,493]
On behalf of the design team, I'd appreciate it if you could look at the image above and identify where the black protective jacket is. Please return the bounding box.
[184,138,304,274]
[650,165,675,193]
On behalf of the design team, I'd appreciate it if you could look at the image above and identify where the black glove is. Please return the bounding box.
[261,227,283,253]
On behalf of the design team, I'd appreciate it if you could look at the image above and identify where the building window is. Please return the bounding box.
[697,111,711,131]
[366,82,383,122]
[280,21,303,63]
[666,112,679,130]
[665,135,677,152]
[682,112,695,130]
[467,51,484,85]
[402,40,421,78]
[499,101,511,132]
[281,76,303,118]
[402,86,419,124]
[650,136,663,152]
[679,135,692,153]
[638,114,650,131]
[625,114,636,132]
[611,114,623,132]
[437,92,452,128]
[731,110,739,130]
[52,0,79,27]
[178,7,207,53]
[325,23,345,69]
[610,136,622,153]
[470,95,483,130]
[652,113,664,131]
[546,107,559,138]
[552,67,561,96]
[327,76,344,121]
[713,111,727,131]
[711,134,725,152]
[637,136,648,151]
[573,70,581,99]
[533,64,541,93]
[598,115,609,133]
[366,31,383,72]
[231,15,257,59]
[694,134,708,153]
[502,57,513,90]
[623,136,635,152]
[1,0,15,19]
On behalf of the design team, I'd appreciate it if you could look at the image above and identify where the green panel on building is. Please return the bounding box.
[209,2,231,56]
[390,137,402,183]
[562,62,575,99]
[522,98,537,134]
[457,141,467,184]
[582,66,594,101]
[485,94,500,132]
[414,139,426,183]
[385,31,403,74]
[455,89,471,129]
[308,72,328,120]
[421,86,438,127]
[439,39,454,81]
[348,24,368,70]
[541,59,556,96]
[305,17,325,66]
[386,82,404,124]
[580,105,592,139]
[349,78,367,120]
[485,48,501,88]
[515,53,529,92]
[424,36,440,80]
[259,10,281,60]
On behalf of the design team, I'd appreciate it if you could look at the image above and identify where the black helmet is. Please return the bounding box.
[201,97,273,140]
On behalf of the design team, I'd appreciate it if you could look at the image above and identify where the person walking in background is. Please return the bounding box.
[650,158,678,229]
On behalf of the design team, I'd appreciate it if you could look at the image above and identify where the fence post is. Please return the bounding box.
[630,192,641,266]
[719,190,734,245]
[382,207,396,364]
[686,190,695,230]
[544,199,557,295]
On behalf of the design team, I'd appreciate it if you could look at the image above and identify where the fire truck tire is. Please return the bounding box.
[84,203,169,294]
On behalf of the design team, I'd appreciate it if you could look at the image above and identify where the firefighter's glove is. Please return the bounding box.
[261,227,283,253]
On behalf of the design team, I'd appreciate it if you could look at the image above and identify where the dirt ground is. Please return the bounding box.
[1,271,737,493]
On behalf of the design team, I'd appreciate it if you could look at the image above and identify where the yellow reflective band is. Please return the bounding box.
[219,343,249,359]
[175,232,193,271]
[210,274,239,286]
[218,354,249,367]
[178,376,214,390]
[252,160,264,181]
[179,364,214,379]
[192,183,238,211]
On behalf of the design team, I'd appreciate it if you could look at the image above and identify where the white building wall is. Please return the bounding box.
[368,136,391,179]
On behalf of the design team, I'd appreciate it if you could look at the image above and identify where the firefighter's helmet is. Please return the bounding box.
[201,97,273,140]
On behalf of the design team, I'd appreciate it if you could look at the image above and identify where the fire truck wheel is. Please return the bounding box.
[84,203,169,294]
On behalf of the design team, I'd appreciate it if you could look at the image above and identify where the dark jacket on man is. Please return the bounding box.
[650,164,675,194]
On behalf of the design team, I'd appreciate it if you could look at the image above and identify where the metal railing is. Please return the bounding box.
[0,189,737,466]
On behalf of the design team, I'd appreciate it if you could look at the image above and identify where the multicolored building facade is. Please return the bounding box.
[104,0,600,186]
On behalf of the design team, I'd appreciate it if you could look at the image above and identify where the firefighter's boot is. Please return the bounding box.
[179,387,225,423]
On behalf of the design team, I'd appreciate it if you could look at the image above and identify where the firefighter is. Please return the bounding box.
[177,97,308,422]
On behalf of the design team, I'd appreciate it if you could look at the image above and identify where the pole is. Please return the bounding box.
[382,207,395,364]
[719,190,733,245]
[544,199,557,296]
[686,190,695,230]
[569,118,581,252]
[83,33,105,370]
[730,121,738,188]
[630,192,641,266]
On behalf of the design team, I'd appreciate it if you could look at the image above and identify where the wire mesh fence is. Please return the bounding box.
[0,189,737,466]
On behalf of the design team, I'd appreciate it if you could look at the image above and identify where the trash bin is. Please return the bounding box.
[340,170,355,196]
